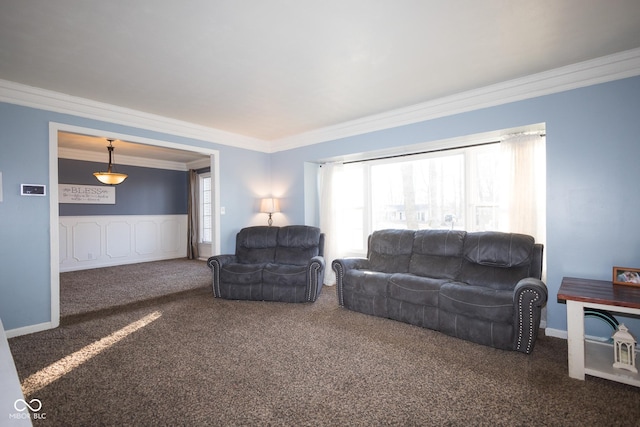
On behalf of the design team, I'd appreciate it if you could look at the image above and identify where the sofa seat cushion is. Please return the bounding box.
[263,263,308,287]
[220,263,264,285]
[439,282,513,323]
[344,270,390,297]
[388,273,446,306]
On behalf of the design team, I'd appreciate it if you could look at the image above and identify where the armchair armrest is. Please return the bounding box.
[207,254,236,269]
[332,257,371,306]
[207,255,237,297]
[513,277,548,354]
[306,255,326,302]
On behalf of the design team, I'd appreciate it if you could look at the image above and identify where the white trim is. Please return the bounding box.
[42,122,221,337]
[3,49,640,155]
[269,48,640,152]
[5,321,55,339]
[58,147,191,171]
[49,125,61,330]
[546,328,568,340]
[0,80,264,151]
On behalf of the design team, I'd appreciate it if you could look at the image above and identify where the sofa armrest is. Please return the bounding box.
[513,277,548,354]
[306,255,326,302]
[207,254,236,269]
[207,255,237,297]
[332,257,371,306]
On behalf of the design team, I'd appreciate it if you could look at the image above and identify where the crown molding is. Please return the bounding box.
[268,48,640,153]
[2,48,640,155]
[0,80,267,152]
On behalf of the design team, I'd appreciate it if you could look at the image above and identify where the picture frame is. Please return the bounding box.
[612,266,640,287]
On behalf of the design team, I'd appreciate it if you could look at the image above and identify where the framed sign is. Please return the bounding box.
[59,184,115,204]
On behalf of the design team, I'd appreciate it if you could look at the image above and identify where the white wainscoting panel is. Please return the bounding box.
[59,215,187,272]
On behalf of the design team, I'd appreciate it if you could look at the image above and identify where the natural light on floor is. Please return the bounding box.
[21,311,162,396]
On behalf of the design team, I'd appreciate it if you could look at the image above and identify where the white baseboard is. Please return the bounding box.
[5,321,55,339]
[545,328,567,339]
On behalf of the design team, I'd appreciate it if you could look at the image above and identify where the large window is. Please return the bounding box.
[199,173,212,243]
[325,133,545,257]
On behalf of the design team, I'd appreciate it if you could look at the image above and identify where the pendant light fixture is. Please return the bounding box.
[93,139,128,185]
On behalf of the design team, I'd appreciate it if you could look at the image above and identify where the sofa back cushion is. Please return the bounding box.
[409,230,466,279]
[274,225,322,266]
[236,226,279,264]
[368,229,415,273]
[459,231,538,290]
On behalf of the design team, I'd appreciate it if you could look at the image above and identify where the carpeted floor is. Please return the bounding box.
[59,258,210,319]
[8,260,640,426]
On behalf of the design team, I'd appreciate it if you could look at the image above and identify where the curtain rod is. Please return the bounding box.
[339,132,545,165]
[342,140,499,165]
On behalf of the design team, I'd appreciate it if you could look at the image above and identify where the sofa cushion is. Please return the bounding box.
[220,263,264,285]
[368,229,415,273]
[388,273,445,306]
[236,226,278,264]
[274,225,321,266]
[463,232,534,267]
[409,230,466,279]
[439,282,513,323]
[263,263,308,287]
[344,270,390,297]
[460,232,536,290]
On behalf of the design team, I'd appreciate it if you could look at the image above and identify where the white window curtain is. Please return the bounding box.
[318,162,344,285]
[498,133,546,243]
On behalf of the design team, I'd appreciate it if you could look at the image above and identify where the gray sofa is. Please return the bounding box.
[332,229,547,353]
[207,225,325,303]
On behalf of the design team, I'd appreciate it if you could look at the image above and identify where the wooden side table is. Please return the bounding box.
[558,277,640,387]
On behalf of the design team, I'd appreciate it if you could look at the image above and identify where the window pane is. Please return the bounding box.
[199,175,212,243]
[371,154,464,231]
[330,134,545,257]
[339,165,366,252]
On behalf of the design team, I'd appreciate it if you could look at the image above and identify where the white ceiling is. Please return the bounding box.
[2,0,640,151]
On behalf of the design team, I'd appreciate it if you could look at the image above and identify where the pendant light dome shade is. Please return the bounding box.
[94,139,128,185]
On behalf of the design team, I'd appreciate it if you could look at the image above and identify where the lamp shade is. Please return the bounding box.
[94,139,127,185]
[93,172,128,185]
[260,198,280,213]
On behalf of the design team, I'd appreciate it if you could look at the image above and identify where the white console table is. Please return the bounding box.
[558,277,640,387]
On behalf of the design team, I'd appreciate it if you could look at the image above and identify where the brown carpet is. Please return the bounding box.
[59,258,210,318]
[8,260,640,426]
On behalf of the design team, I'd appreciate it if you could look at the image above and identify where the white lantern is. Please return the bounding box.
[612,324,637,373]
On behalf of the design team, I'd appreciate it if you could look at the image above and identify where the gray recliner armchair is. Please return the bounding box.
[207,225,325,303]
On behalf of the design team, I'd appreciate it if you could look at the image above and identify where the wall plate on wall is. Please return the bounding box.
[21,184,46,196]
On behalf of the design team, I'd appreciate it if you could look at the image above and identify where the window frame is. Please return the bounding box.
[198,172,212,244]
[339,143,503,256]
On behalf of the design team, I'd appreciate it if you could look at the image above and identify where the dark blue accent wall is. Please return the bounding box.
[58,158,188,215]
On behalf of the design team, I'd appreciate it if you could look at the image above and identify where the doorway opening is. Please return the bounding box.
[49,122,220,326]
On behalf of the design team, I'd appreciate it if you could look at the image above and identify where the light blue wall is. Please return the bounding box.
[0,102,269,330]
[271,76,640,335]
[2,76,640,335]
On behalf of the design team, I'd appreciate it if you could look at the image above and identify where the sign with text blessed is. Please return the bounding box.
[59,184,115,204]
